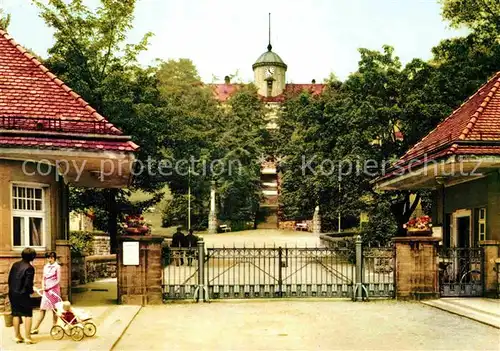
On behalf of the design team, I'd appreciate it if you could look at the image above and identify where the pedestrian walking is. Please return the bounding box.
[171,226,186,266]
[185,229,199,266]
[8,247,37,345]
[31,251,61,335]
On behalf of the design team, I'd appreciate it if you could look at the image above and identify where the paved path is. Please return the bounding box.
[114,300,499,351]
[1,279,139,351]
[200,229,321,248]
[422,298,500,329]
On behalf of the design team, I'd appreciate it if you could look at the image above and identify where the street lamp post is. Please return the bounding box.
[188,164,191,230]
[338,182,341,233]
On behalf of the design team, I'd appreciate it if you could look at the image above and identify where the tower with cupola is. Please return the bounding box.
[252,14,287,97]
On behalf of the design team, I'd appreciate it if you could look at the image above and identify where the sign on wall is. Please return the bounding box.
[123,241,139,265]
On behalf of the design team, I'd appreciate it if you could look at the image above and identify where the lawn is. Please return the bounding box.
[128,185,176,237]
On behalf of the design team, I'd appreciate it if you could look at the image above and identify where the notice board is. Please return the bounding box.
[123,241,140,265]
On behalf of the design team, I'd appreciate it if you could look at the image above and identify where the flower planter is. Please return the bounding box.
[138,225,150,234]
[406,229,432,237]
[124,227,140,235]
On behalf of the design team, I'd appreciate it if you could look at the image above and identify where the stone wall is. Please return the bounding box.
[71,255,85,285]
[479,240,499,297]
[1,241,71,312]
[0,257,44,312]
[92,235,110,256]
[71,254,116,285]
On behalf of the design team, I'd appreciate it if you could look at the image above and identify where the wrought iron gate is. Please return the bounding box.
[162,238,395,301]
[205,246,354,299]
[439,247,484,297]
[162,247,200,300]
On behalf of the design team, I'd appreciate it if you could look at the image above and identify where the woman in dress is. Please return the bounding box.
[31,251,61,334]
[8,247,37,344]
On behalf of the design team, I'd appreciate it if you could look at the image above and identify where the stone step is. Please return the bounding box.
[422,299,500,329]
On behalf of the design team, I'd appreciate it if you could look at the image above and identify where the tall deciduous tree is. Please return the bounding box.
[440,0,500,36]
[216,84,269,227]
[33,0,167,252]
[279,34,500,239]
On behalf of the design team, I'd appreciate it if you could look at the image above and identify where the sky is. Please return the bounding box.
[1,0,467,84]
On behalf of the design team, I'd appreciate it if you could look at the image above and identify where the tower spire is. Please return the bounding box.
[267,13,272,51]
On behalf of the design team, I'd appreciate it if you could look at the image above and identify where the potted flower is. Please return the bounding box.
[122,215,151,235]
[404,215,432,236]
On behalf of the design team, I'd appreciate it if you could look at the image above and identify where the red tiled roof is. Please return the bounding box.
[211,84,242,102]
[379,71,500,181]
[284,84,326,95]
[396,71,500,165]
[0,29,138,152]
[0,136,136,151]
[212,83,326,102]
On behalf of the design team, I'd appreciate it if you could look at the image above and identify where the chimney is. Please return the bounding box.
[311,79,316,84]
[224,75,230,84]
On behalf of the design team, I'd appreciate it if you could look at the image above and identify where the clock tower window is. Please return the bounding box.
[266,79,273,97]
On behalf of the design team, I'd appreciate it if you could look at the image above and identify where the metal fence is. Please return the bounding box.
[162,247,200,300]
[362,247,395,298]
[439,247,484,297]
[161,237,395,302]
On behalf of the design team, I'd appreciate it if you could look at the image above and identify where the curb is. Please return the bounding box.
[109,306,142,351]
[422,301,500,329]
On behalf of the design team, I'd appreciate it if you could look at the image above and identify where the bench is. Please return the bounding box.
[295,222,308,231]
[219,224,231,232]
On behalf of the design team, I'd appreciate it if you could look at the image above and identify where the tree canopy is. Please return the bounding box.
[0,8,10,29]
[278,32,500,240]
[28,0,500,244]
[440,0,500,36]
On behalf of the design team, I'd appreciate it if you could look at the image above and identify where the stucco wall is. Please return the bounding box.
[440,173,500,241]
[0,160,70,311]
[0,159,63,253]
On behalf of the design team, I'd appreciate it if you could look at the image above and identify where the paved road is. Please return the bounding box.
[114,300,499,351]
[200,229,322,248]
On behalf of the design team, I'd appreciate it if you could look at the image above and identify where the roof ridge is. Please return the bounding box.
[398,71,500,161]
[0,29,123,135]
[459,77,500,141]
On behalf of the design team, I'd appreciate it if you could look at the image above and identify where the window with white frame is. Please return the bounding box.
[478,208,486,242]
[12,184,46,248]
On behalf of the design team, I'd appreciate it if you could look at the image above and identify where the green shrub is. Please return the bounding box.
[161,194,208,231]
[360,201,397,247]
[69,231,95,256]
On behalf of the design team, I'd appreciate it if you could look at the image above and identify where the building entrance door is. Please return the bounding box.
[439,209,483,297]
[457,216,471,248]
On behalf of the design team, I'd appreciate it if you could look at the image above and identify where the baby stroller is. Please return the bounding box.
[35,289,97,341]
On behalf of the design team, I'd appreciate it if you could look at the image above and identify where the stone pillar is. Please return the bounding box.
[117,236,163,305]
[393,236,440,300]
[312,205,321,234]
[56,240,72,302]
[208,181,218,234]
[496,259,500,298]
[479,240,499,298]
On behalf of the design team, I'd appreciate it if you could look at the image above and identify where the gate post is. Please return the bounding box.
[195,240,208,302]
[353,235,366,301]
[479,240,499,298]
[392,236,440,300]
[278,247,283,297]
[117,235,163,305]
